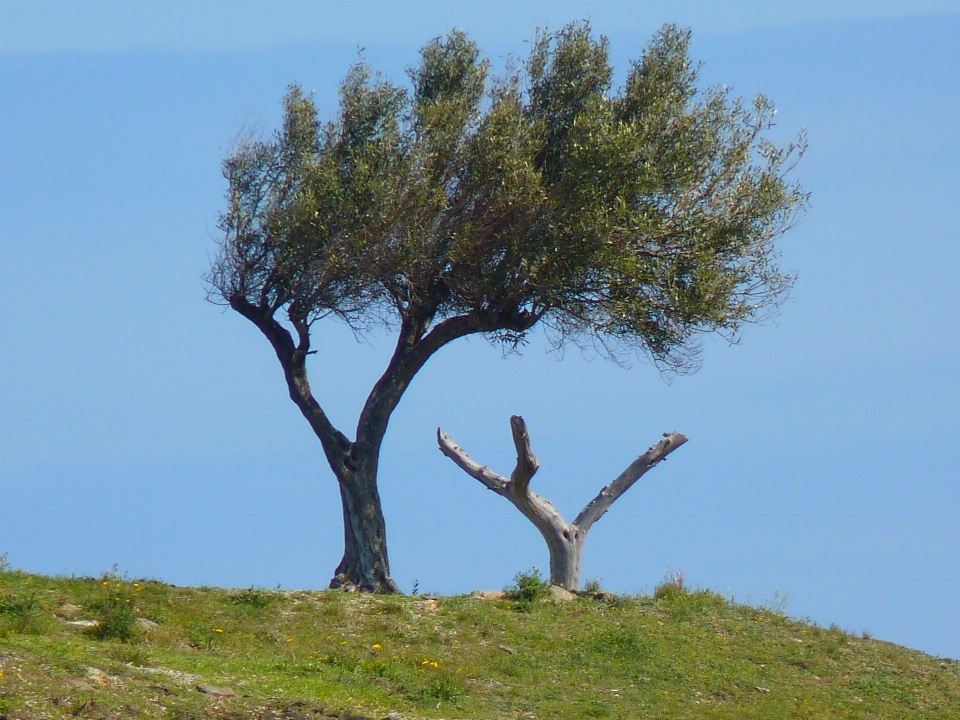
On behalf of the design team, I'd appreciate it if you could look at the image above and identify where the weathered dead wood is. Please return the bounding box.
[437,417,687,590]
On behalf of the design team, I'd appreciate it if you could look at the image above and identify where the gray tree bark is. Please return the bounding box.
[437,416,687,591]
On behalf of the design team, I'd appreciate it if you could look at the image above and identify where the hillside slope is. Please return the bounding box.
[1,569,958,719]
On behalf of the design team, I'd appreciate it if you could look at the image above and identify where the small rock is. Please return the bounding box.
[755,686,770,693]
[136,617,159,631]
[548,586,576,603]
[64,678,95,691]
[196,685,236,697]
[58,603,82,617]
[68,620,100,629]
[84,669,109,687]
[471,590,505,600]
[418,599,438,611]
[498,644,517,655]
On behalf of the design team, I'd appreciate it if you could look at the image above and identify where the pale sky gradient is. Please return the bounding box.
[1,1,958,659]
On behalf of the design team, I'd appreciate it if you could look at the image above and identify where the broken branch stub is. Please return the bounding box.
[436,417,688,591]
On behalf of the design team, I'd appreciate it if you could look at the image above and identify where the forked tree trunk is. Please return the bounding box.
[438,416,687,591]
[231,295,538,593]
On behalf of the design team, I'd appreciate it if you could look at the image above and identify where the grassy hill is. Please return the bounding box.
[1,567,957,719]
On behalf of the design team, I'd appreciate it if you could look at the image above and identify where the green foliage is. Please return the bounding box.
[504,567,551,610]
[208,22,806,374]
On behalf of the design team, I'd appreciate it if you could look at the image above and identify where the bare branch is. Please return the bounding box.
[509,415,539,496]
[573,432,688,532]
[436,428,510,495]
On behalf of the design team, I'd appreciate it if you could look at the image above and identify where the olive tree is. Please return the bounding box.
[206,23,806,593]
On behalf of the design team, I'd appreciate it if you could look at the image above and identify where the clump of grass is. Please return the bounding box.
[504,567,551,611]
[0,555,43,635]
[0,588,47,635]
[653,568,687,602]
[185,619,226,649]
[87,572,141,642]
[228,587,272,609]
[582,578,603,595]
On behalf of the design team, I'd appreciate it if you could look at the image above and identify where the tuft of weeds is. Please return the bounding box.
[653,568,687,602]
[184,619,224,649]
[86,572,141,642]
[504,567,551,611]
[227,587,272,611]
[582,578,603,595]
[0,588,49,635]
[108,643,151,666]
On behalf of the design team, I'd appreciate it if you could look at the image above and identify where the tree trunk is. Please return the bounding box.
[329,461,400,594]
[545,527,584,591]
[229,298,531,593]
[438,417,687,591]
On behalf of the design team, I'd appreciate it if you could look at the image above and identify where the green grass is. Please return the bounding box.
[0,568,957,719]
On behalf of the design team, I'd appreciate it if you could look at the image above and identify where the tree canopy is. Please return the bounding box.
[210,23,804,372]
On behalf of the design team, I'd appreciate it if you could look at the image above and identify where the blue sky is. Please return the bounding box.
[1,0,958,659]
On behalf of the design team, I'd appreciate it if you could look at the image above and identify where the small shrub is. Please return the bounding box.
[185,620,223,650]
[583,578,603,595]
[425,670,465,703]
[0,589,47,634]
[228,587,272,610]
[88,573,140,642]
[504,568,551,611]
[654,568,687,602]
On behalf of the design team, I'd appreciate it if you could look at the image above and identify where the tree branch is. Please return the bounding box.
[355,313,478,452]
[436,428,510,495]
[573,431,688,533]
[508,415,539,497]
[437,418,569,539]
[229,295,352,471]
